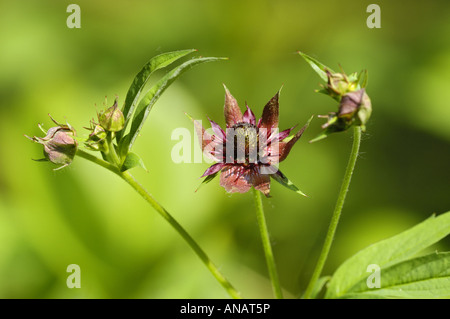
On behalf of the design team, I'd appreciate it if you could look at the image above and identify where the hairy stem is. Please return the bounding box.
[76,149,242,299]
[303,126,362,299]
[253,188,283,299]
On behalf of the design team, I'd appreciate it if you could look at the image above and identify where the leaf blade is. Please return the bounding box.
[344,252,450,298]
[117,49,196,142]
[298,51,335,82]
[123,56,227,153]
[120,152,147,172]
[326,211,450,298]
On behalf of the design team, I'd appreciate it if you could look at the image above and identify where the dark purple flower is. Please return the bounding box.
[192,85,310,197]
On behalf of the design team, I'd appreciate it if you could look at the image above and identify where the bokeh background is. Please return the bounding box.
[0,0,449,298]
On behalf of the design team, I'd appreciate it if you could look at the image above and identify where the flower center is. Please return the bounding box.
[226,122,260,165]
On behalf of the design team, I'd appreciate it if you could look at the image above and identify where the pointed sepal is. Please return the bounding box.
[270,170,307,197]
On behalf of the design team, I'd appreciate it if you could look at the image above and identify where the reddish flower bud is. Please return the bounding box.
[26,115,78,170]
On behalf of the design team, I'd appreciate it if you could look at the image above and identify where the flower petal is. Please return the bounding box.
[201,163,226,177]
[208,117,226,141]
[243,103,256,125]
[257,118,262,128]
[220,165,252,194]
[223,84,243,127]
[250,166,271,197]
[278,116,312,162]
[277,125,297,141]
[186,113,219,161]
[192,119,212,152]
[260,90,280,131]
[219,165,271,197]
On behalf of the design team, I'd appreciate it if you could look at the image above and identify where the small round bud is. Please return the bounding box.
[338,89,372,127]
[26,115,78,170]
[98,98,124,132]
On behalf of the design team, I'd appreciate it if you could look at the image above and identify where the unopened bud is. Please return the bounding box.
[98,97,124,132]
[26,115,78,170]
[84,122,107,152]
[311,89,372,142]
[338,89,372,128]
[324,70,359,100]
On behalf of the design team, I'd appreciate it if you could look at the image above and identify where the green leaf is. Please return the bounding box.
[116,49,196,142]
[303,276,330,299]
[326,211,450,298]
[338,293,389,299]
[195,172,219,192]
[271,170,307,197]
[122,56,227,154]
[341,252,450,299]
[120,152,147,172]
[298,51,335,82]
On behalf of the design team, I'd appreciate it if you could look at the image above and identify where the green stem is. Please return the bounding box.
[120,171,241,299]
[76,149,241,299]
[77,149,120,174]
[303,126,362,299]
[104,133,121,166]
[252,188,283,299]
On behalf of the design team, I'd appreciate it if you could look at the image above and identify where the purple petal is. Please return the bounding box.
[208,117,226,141]
[250,166,271,197]
[278,118,310,162]
[223,84,243,127]
[243,104,256,125]
[190,117,213,154]
[220,166,252,194]
[277,125,297,141]
[257,118,262,128]
[260,90,280,131]
[201,163,226,177]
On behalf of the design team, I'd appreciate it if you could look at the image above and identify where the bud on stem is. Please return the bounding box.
[25,115,78,170]
[98,97,125,132]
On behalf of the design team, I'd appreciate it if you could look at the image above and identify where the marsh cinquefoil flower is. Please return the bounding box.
[192,85,311,197]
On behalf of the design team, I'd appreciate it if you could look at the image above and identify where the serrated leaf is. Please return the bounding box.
[341,252,450,299]
[116,49,196,143]
[270,170,307,197]
[298,51,335,82]
[122,56,227,153]
[120,152,147,172]
[326,211,450,299]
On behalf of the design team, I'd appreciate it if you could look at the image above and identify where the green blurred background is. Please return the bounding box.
[0,0,449,298]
